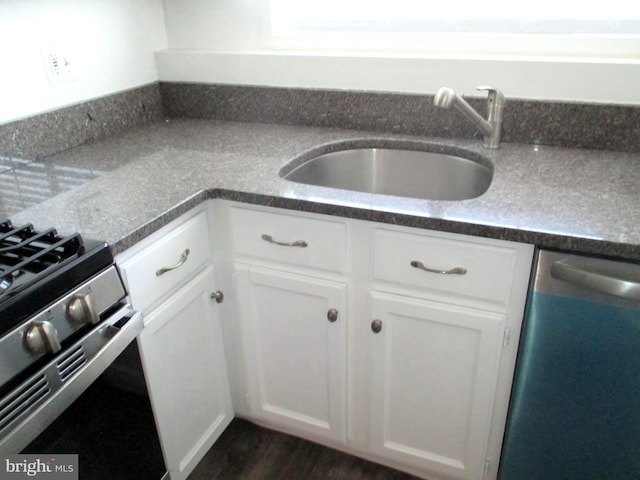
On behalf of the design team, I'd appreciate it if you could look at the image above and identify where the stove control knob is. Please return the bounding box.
[25,321,62,355]
[67,294,100,325]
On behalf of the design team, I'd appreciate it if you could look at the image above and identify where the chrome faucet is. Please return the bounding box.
[434,86,505,149]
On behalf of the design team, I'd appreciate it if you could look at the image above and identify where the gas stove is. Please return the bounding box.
[0,220,144,452]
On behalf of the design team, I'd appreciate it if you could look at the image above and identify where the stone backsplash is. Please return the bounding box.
[160,83,640,153]
[0,84,163,161]
[1,81,639,161]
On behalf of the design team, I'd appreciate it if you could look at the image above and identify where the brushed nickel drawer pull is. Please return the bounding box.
[410,260,467,275]
[156,249,190,276]
[261,234,308,248]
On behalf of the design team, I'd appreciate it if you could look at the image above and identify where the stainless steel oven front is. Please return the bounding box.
[0,220,167,479]
[20,339,167,480]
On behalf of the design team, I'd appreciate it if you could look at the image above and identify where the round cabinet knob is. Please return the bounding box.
[25,321,62,355]
[67,293,100,325]
[327,308,338,323]
[211,291,224,303]
[371,319,383,334]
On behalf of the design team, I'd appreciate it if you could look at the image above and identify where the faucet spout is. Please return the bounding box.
[434,86,504,149]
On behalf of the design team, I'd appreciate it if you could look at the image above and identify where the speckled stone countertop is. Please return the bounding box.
[5,118,640,261]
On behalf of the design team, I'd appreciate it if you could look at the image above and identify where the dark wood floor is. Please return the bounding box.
[188,419,421,480]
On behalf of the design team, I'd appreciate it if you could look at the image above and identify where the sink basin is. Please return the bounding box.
[281,146,492,201]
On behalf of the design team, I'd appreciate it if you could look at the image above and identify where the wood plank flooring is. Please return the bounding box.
[188,419,421,480]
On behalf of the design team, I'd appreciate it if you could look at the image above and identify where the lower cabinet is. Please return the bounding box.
[369,292,506,480]
[138,266,233,480]
[120,201,531,480]
[234,264,348,444]
[225,202,533,480]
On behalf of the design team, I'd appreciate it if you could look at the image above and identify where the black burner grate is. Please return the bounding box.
[0,220,84,298]
[0,219,113,338]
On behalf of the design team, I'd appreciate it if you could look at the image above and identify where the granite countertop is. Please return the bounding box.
[4,118,640,261]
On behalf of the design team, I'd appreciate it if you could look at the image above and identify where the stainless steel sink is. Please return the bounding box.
[281,147,492,201]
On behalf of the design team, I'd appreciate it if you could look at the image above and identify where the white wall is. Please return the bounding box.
[3,0,638,125]
[0,0,167,124]
[158,0,640,105]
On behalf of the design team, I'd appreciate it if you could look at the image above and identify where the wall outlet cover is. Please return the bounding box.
[42,45,78,86]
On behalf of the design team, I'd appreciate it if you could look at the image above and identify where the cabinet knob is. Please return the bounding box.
[211,290,224,303]
[371,319,383,334]
[327,308,338,323]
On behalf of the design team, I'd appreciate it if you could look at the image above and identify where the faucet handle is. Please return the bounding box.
[476,86,505,106]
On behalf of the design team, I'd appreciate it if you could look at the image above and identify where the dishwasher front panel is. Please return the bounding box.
[499,250,640,480]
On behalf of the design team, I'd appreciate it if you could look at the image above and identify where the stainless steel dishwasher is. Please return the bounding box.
[499,250,640,479]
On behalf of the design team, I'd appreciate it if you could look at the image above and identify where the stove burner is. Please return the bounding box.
[0,220,83,299]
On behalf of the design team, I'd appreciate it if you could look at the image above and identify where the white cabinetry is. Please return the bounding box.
[368,227,533,480]
[228,205,348,444]
[235,266,347,443]
[111,198,532,480]
[369,292,506,480]
[225,202,533,480]
[117,206,233,480]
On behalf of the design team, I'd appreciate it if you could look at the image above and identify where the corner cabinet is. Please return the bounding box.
[117,206,233,480]
[223,201,533,480]
[111,198,533,480]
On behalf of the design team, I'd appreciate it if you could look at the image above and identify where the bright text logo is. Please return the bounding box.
[0,455,77,480]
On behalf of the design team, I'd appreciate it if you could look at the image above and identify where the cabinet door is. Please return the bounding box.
[369,292,505,480]
[235,265,347,444]
[138,266,233,480]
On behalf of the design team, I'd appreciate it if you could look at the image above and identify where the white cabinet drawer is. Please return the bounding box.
[119,211,211,312]
[229,206,347,273]
[373,228,519,305]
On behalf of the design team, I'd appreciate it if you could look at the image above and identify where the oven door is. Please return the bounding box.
[0,305,167,479]
[21,340,167,480]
